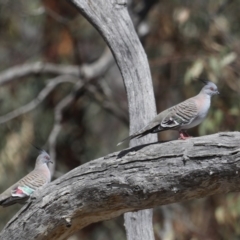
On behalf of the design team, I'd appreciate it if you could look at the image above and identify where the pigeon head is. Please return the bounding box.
[200,80,219,96]
[35,150,53,167]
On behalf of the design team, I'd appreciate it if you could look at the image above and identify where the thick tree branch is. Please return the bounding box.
[69,0,157,141]
[1,132,240,239]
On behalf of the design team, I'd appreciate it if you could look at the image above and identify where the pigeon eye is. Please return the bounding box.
[44,155,50,160]
[210,87,214,91]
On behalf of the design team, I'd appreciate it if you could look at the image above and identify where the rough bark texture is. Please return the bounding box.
[1,132,240,239]
[68,0,157,239]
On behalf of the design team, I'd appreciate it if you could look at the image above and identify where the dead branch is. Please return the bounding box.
[0,75,78,124]
[0,63,80,85]
[1,132,240,239]
[0,48,113,85]
[86,83,128,125]
[48,81,84,175]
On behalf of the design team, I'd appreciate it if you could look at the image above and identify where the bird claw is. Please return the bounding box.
[178,135,192,140]
[179,131,192,140]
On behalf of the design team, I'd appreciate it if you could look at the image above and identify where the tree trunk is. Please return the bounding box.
[69,0,157,239]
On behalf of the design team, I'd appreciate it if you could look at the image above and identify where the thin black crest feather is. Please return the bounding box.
[195,78,210,85]
[30,143,45,154]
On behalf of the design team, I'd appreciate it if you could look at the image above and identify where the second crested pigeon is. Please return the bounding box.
[117,80,219,145]
[0,150,52,207]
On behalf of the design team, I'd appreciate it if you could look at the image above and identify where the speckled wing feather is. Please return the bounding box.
[117,98,198,145]
[0,170,50,207]
[0,150,52,207]
[160,98,198,129]
[17,170,49,190]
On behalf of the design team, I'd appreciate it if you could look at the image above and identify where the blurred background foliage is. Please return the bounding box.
[0,0,240,239]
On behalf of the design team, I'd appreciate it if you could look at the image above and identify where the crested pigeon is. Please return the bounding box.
[0,150,52,207]
[117,80,219,145]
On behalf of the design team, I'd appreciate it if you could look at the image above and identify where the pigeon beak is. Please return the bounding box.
[49,160,53,164]
[216,91,220,94]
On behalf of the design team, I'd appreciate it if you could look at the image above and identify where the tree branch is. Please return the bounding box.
[1,132,240,239]
[47,47,114,174]
[0,75,78,124]
[0,47,113,85]
[69,0,157,140]
[86,83,128,125]
[0,63,80,85]
[48,81,84,175]
[0,76,78,124]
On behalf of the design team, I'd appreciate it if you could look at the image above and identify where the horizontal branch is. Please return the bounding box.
[0,48,114,125]
[0,48,113,85]
[0,62,80,85]
[1,132,240,239]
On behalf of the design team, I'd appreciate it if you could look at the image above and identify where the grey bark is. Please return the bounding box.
[1,132,240,239]
[68,0,157,239]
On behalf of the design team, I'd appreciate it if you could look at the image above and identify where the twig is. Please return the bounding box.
[0,75,78,124]
[44,6,71,26]
[48,81,83,175]
[86,83,128,125]
[0,47,114,85]
[47,48,114,174]
[0,63,80,85]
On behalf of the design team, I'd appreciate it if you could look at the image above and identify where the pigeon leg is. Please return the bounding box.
[179,130,192,140]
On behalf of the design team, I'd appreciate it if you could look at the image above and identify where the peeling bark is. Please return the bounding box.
[1,132,240,239]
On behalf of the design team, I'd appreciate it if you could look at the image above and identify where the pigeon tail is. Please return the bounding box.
[0,196,29,207]
[117,128,156,146]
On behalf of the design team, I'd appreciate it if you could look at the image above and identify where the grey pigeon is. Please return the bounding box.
[0,150,52,207]
[117,80,219,145]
